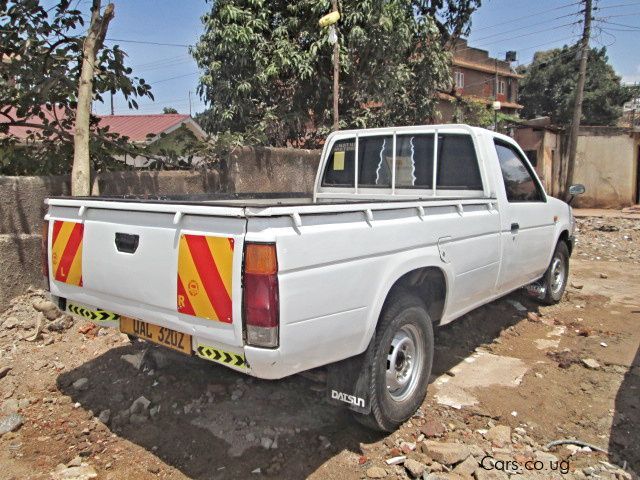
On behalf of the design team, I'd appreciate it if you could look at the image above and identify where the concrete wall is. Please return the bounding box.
[0,147,320,310]
[572,128,639,208]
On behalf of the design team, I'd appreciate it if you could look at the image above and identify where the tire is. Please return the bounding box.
[354,290,434,432]
[539,241,570,305]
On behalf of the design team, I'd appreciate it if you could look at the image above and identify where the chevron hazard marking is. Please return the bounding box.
[196,345,246,368]
[67,303,120,323]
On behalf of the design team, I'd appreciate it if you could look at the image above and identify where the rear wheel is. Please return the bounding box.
[539,241,570,305]
[355,290,434,431]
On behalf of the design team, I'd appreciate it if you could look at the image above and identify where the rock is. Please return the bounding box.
[149,406,160,418]
[385,455,406,465]
[261,437,273,449]
[97,409,111,424]
[474,469,508,480]
[121,350,147,370]
[51,464,98,480]
[44,308,61,321]
[148,348,172,369]
[421,418,446,437]
[452,455,477,476]
[48,316,74,332]
[67,456,83,467]
[1,317,19,330]
[404,458,426,478]
[421,441,470,465]
[366,466,387,478]
[0,366,11,379]
[526,312,540,322]
[231,389,244,401]
[581,358,601,370]
[425,474,466,480]
[111,409,130,427]
[485,425,511,447]
[72,378,89,391]
[33,299,58,313]
[599,273,608,279]
[130,395,151,415]
[0,413,24,436]
[129,413,148,424]
[570,282,584,289]
[534,451,558,463]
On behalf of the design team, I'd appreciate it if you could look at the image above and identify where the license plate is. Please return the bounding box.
[120,316,192,355]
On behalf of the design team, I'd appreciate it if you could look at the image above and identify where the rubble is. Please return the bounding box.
[0,413,24,436]
[421,441,470,465]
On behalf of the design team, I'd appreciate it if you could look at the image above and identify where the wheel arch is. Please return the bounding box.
[358,258,451,353]
[557,229,573,255]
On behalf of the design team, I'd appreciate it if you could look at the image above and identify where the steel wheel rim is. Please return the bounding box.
[386,324,423,402]
[550,255,566,296]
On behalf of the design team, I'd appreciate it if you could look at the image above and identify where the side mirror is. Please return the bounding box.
[569,184,585,196]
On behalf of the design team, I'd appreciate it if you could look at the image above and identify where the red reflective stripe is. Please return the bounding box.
[185,235,232,323]
[228,238,235,251]
[55,223,83,281]
[177,275,196,316]
[52,220,63,245]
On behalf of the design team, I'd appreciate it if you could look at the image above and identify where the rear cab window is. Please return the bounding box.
[320,128,485,197]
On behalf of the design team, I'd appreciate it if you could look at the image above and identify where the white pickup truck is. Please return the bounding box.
[43,124,583,431]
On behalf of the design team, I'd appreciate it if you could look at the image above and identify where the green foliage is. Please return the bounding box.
[0,0,157,175]
[162,107,179,114]
[519,46,632,126]
[192,0,481,147]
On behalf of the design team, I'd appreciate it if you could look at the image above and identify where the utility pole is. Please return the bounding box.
[565,0,592,200]
[110,91,114,115]
[331,0,339,131]
[494,58,499,131]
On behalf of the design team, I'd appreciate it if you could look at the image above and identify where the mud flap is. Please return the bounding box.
[326,342,373,415]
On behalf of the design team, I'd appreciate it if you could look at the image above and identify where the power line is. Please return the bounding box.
[149,71,199,85]
[105,38,191,48]
[470,1,581,32]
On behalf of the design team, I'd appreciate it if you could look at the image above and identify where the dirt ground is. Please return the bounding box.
[0,213,638,480]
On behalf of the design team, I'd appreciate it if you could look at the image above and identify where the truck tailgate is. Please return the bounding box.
[46,201,246,349]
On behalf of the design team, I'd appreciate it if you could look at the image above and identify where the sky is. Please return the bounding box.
[92,0,640,117]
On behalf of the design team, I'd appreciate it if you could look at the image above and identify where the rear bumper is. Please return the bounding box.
[55,294,293,379]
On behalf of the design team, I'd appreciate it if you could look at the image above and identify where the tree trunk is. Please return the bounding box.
[71,1,114,196]
[564,0,592,200]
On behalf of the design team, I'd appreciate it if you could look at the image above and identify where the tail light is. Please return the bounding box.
[243,243,279,348]
[41,220,50,290]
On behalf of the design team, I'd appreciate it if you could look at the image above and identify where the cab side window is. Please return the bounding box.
[494,141,545,202]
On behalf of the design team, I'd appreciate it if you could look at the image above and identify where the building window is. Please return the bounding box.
[454,71,464,88]
[498,80,506,95]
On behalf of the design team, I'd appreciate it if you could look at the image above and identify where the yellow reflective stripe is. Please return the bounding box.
[178,235,219,320]
[66,241,83,286]
[206,236,233,297]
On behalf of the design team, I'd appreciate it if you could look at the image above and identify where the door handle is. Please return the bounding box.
[115,232,139,254]
[510,222,520,234]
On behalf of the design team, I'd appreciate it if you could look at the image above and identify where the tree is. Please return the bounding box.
[519,46,631,126]
[191,0,481,147]
[162,107,179,114]
[73,0,115,196]
[0,0,154,179]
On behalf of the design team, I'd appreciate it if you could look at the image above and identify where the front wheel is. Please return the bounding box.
[539,241,570,305]
[355,290,434,432]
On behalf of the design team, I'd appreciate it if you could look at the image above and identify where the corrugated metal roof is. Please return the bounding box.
[98,114,191,141]
[1,109,195,142]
